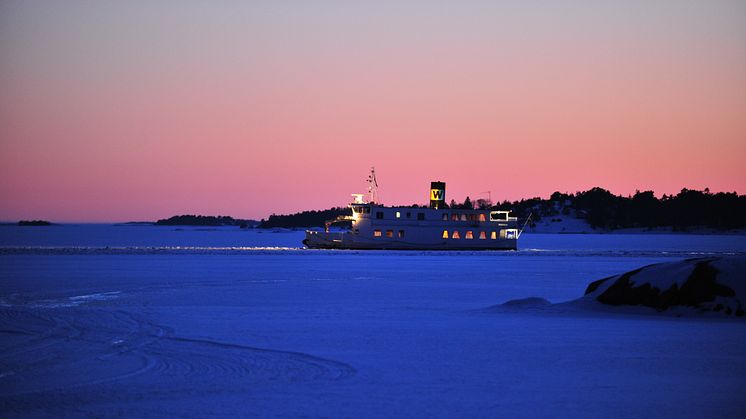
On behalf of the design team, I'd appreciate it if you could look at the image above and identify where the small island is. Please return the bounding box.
[260,208,350,229]
[18,220,53,226]
[155,215,258,228]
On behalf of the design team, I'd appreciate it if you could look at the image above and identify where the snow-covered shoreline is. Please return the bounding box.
[526,216,746,235]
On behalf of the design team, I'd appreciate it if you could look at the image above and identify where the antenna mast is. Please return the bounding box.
[367,167,379,204]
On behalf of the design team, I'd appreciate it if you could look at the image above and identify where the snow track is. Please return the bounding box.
[0,306,355,415]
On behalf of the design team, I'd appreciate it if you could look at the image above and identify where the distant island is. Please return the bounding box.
[155,215,259,228]
[259,208,350,229]
[17,220,53,226]
[259,187,746,231]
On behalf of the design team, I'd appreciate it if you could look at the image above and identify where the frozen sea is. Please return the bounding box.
[1,225,745,418]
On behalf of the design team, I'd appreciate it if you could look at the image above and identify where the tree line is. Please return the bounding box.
[156,215,257,228]
[259,187,745,231]
[493,187,745,230]
[259,208,350,229]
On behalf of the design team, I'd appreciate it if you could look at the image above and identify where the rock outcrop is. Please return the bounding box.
[583,257,745,316]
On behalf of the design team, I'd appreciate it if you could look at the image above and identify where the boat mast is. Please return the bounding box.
[367,167,379,204]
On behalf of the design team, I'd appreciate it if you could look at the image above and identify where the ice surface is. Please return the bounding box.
[1,226,745,417]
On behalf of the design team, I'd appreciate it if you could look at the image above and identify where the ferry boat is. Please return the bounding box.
[303,170,524,250]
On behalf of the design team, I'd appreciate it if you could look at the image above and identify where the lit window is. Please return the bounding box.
[491,211,508,221]
[376,211,384,219]
[386,230,394,237]
[398,230,405,238]
[442,230,449,239]
[442,213,448,221]
[460,214,467,221]
[452,231,461,239]
[478,214,486,222]
[396,211,401,218]
[479,231,487,239]
[466,231,474,239]
[451,213,459,221]
[490,231,497,239]
[374,230,382,237]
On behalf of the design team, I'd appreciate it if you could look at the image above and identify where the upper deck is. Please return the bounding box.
[350,204,517,226]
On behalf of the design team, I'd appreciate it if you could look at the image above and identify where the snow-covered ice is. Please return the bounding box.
[1,226,745,417]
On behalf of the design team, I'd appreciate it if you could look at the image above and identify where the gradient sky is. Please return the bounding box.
[1,0,744,222]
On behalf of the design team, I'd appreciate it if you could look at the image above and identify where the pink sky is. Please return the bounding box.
[1,1,744,222]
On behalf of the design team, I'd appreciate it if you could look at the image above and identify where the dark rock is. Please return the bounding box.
[584,276,614,295]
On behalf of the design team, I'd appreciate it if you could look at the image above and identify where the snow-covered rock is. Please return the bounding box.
[500,297,551,307]
[582,257,746,316]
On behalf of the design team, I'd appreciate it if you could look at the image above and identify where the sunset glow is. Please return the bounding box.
[1,0,744,222]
